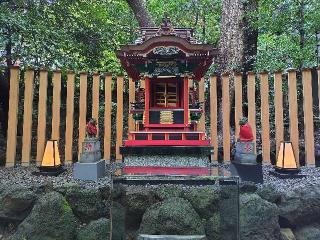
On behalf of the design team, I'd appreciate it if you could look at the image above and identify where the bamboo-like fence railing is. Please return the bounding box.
[3,67,320,167]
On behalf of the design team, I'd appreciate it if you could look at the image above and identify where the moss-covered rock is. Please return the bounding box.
[279,185,320,228]
[240,193,280,240]
[10,192,78,240]
[111,202,126,240]
[65,186,108,223]
[139,197,205,235]
[205,212,220,240]
[0,186,37,222]
[125,189,158,229]
[183,186,220,219]
[293,224,320,240]
[154,184,184,200]
[257,185,282,204]
[77,218,110,240]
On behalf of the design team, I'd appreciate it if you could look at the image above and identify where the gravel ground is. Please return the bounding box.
[0,165,112,189]
[1,162,320,192]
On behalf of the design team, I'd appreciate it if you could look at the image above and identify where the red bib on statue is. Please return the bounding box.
[239,123,254,142]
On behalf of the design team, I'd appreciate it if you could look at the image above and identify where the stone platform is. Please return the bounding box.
[73,159,106,181]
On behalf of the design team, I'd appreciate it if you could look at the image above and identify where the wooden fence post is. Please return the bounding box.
[116,76,124,161]
[198,77,205,132]
[234,72,243,138]
[36,69,48,165]
[104,73,112,160]
[21,68,34,166]
[78,72,87,157]
[274,71,284,157]
[318,67,320,119]
[92,72,100,135]
[65,71,75,164]
[302,68,315,166]
[260,71,271,162]
[6,66,20,167]
[287,69,299,164]
[51,70,61,141]
[210,75,218,161]
[247,72,256,153]
[222,73,230,161]
[128,78,135,132]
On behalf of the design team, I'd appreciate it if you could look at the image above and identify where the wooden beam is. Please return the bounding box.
[92,72,100,136]
[318,67,320,127]
[234,72,243,138]
[247,72,256,153]
[21,68,34,166]
[198,77,205,132]
[287,69,299,164]
[128,78,135,132]
[51,70,61,140]
[6,67,20,167]
[104,73,112,160]
[274,71,284,157]
[302,68,315,166]
[222,73,230,161]
[65,71,75,165]
[260,71,271,162]
[36,69,48,165]
[116,76,124,161]
[210,75,218,161]
[78,72,87,157]
[184,77,189,128]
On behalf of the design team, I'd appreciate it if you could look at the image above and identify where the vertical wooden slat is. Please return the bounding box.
[78,72,87,157]
[222,73,230,161]
[92,72,100,135]
[198,77,205,132]
[51,70,61,140]
[128,78,135,132]
[65,71,75,164]
[116,76,124,161]
[210,75,218,161]
[36,69,48,165]
[318,67,320,118]
[234,73,243,138]
[302,68,315,165]
[183,77,189,128]
[287,69,299,164]
[260,71,271,162]
[247,72,256,152]
[274,71,284,156]
[6,67,20,167]
[104,73,112,160]
[21,69,34,166]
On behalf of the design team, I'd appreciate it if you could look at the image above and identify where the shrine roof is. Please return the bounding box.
[116,17,217,80]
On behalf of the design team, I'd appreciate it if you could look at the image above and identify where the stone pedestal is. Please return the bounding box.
[230,161,263,183]
[234,141,257,164]
[73,159,106,181]
[73,138,105,181]
[79,138,101,163]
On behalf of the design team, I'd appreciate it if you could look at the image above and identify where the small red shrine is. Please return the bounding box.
[117,17,217,158]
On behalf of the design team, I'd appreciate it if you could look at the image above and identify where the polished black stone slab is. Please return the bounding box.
[230,161,263,184]
[120,146,213,156]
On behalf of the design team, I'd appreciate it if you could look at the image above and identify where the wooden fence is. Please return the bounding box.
[3,66,320,167]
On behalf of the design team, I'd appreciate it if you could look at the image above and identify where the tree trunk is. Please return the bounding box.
[126,0,155,27]
[217,0,258,130]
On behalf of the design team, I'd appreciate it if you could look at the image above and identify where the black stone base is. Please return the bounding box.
[230,161,263,184]
[33,166,66,176]
[269,169,306,179]
[120,146,213,156]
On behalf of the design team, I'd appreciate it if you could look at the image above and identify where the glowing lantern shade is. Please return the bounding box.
[41,140,61,167]
[37,140,65,176]
[275,141,299,173]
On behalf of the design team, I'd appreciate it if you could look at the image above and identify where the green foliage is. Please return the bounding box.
[254,0,320,71]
